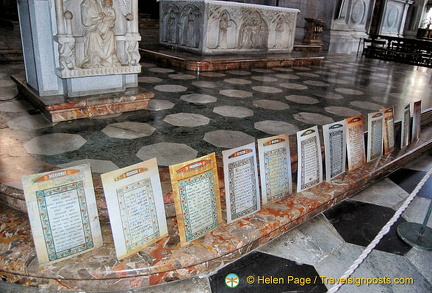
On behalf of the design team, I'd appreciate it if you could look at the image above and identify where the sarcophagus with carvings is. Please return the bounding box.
[159,0,299,55]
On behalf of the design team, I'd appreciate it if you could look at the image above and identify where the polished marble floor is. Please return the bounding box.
[1,23,432,292]
[1,51,432,190]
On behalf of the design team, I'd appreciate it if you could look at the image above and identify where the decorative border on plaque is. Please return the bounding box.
[300,136,321,190]
[368,112,383,162]
[178,170,219,242]
[170,153,222,245]
[263,147,290,202]
[381,107,395,155]
[36,181,94,261]
[346,115,366,171]
[348,124,364,167]
[329,127,345,178]
[117,179,160,252]
[228,157,259,220]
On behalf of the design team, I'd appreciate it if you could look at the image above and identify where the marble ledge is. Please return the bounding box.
[139,46,325,71]
[11,73,155,123]
[1,124,432,291]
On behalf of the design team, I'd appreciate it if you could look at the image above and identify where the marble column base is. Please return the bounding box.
[140,45,325,71]
[11,73,154,122]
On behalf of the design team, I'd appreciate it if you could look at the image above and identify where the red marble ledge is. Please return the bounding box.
[1,123,432,291]
[139,46,325,72]
[11,73,154,123]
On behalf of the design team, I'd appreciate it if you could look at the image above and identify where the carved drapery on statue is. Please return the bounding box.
[160,0,299,55]
[81,0,120,68]
[54,0,141,78]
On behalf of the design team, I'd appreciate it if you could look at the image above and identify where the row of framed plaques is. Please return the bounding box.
[22,101,422,265]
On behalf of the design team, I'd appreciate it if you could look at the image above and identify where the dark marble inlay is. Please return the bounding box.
[209,251,327,293]
[324,200,412,256]
[388,168,432,199]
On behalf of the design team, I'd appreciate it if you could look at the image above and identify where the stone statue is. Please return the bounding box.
[80,0,121,68]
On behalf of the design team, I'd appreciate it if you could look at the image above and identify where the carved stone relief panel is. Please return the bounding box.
[268,13,296,50]
[380,0,413,36]
[160,4,180,44]
[55,0,141,79]
[160,2,203,48]
[238,10,268,49]
[207,9,238,49]
[160,0,299,55]
[180,4,201,48]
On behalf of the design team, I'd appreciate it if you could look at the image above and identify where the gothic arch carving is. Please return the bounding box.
[238,11,268,49]
[179,4,201,48]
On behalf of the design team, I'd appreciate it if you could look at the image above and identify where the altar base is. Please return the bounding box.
[140,45,324,72]
[12,74,154,123]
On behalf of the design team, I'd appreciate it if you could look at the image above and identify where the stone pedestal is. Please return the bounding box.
[12,73,154,123]
[159,0,299,55]
[16,0,152,121]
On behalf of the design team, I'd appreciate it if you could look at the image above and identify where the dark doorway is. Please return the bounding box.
[139,1,159,19]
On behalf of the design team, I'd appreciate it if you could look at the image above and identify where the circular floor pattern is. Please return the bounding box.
[335,88,364,95]
[285,95,319,104]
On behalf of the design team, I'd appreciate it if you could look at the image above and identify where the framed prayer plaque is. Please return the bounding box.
[22,165,103,265]
[323,120,347,182]
[346,115,366,171]
[401,104,411,149]
[296,126,323,192]
[380,106,395,155]
[412,100,422,142]
[101,158,168,260]
[223,142,261,223]
[169,153,222,245]
[367,111,384,162]
[257,134,292,204]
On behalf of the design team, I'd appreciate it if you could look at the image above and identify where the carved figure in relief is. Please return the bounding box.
[59,11,76,70]
[185,9,197,47]
[113,0,130,34]
[124,13,140,65]
[80,0,120,68]
[272,16,291,49]
[59,38,76,69]
[217,11,230,48]
[168,11,178,43]
[274,17,284,48]
[239,12,268,49]
[180,5,199,48]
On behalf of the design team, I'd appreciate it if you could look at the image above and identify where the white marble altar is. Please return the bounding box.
[17,0,141,97]
[159,0,299,55]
